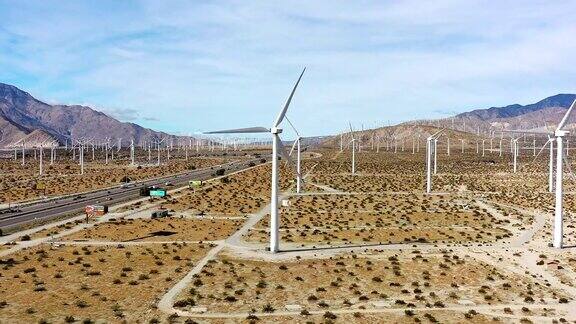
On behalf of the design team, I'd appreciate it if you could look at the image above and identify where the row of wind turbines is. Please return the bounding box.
[7,133,279,177]
[206,67,576,252]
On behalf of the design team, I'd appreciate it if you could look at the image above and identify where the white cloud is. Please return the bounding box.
[1,0,575,136]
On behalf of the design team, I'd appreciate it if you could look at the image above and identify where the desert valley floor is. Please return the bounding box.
[1,146,576,324]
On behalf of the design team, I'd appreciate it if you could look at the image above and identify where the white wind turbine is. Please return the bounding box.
[511,136,520,173]
[13,139,26,166]
[76,138,92,175]
[38,141,46,176]
[130,138,135,165]
[349,122,356,175]
[499,132,503,157]
[206,68,305,253]
[503,99,576,248]
[104,138,110,164]
[548,136,554,192]
[552,99,576,248]
[426,129,444,194]
[151,137,165,166]
[433,137,438,174]
[286,117,304,194]
[532,136,555,193]
[49,140,57,165]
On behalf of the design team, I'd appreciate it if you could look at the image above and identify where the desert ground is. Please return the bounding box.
[0,147,265,204]
[2,139,576,323]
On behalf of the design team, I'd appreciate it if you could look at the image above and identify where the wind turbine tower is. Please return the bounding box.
[206,68,305,253]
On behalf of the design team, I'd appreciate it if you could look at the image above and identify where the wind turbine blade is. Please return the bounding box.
[285,116,301,138]
[277,138,293,166]
[530,138,552,164]
[204,127,269,134]
[349,122,355,140]
[273,68,306,127]
[563,153,576,182]
[288,139,298,156]
[430,128,445,139]
[557,99,576,131]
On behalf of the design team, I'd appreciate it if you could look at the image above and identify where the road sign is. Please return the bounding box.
[85,205,108,217]
[281,199,291,207]
[36,182,46,190]
[150,189,167,197]
[85,205,95,214]
[189,180,203,188]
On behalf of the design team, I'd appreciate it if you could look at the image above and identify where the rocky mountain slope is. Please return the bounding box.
[327,94,576,145]
[0,83,193,148]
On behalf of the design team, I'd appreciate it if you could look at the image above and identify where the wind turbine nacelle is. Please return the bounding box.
[555,130,569,137]
[271,127,282,134]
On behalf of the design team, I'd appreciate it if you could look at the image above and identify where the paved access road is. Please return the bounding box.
[0,157,265,230]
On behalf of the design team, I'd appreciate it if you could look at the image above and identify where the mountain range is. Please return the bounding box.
[0,83,193,148]
[1,82,575,148]
[456,94,576,121]
[453,93,576,132]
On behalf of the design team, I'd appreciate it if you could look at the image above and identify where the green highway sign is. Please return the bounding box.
[150,189,167,197]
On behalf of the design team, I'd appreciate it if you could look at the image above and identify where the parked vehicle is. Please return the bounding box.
[151,210,169,219]
[139,186,151,196]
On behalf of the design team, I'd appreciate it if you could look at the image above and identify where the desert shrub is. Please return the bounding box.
[174,298,195,307]
[225,296,237,302]
[262,303,275,313]
[75,300,89,308]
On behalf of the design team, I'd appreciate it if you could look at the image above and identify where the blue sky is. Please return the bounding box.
[1,1,576,138]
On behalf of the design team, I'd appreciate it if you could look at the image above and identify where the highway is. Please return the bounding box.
[0,156,265,231]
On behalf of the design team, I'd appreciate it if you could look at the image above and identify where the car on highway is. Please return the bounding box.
[0,207,22,214]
